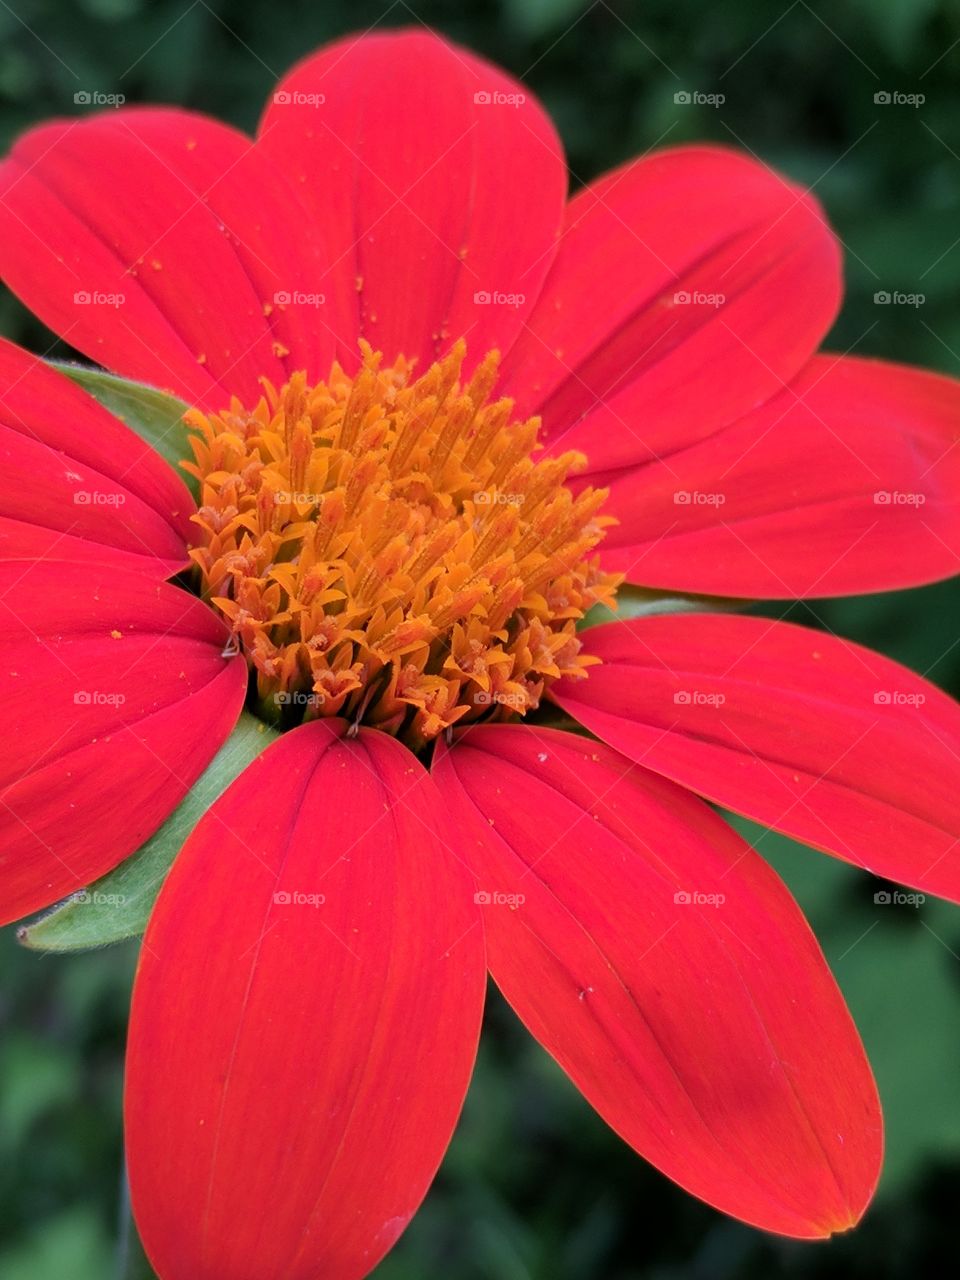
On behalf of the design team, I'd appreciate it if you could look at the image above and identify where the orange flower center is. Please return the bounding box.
[182,341,620,749]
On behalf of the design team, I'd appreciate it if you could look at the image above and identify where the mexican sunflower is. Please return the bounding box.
[1,26,960,1280]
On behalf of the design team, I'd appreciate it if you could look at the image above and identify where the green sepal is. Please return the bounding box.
[581,585,750,629]
[49,361,198,502]
[18,714,277,953]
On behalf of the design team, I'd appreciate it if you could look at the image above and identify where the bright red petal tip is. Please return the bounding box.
[0,111,336,405]
[0,564,245,923]
[126,720,485,1280]
[0,337,192,573]
[435,724,881,1238]
[557,615,960,902]
[500,145,841,469]
[599,354,960,595]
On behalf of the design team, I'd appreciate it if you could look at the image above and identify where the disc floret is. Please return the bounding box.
[183,340,620,747]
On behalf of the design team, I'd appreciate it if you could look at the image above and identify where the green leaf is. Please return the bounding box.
[18,713,276,953]
[48,362,198,501]
[580,585,749,629]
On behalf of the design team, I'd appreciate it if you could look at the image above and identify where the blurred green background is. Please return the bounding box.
[2,0,960,1276]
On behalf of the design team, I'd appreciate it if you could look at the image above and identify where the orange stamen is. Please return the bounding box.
[182,340,620,747]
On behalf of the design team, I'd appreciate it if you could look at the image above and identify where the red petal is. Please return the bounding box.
[0,564,245,923]
[0,338,192,573]
[557,615,960,901]
[0,517,183,576]
[500,146,840,469]
[435,725,880,1237]
[126,721,485,1280]
[0,110,335,404]
[258,31,566,371]
[600,354,960,595]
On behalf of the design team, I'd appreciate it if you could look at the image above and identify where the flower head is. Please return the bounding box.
[185,339,618,743]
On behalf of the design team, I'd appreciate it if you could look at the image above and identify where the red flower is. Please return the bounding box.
[1,28,959,1280]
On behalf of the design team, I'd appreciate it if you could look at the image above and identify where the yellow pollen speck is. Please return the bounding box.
[272,341,291,359]
[181,340,620,750]
[197,353,207,366]
[110,629,123,640]
[150,259,163,271]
